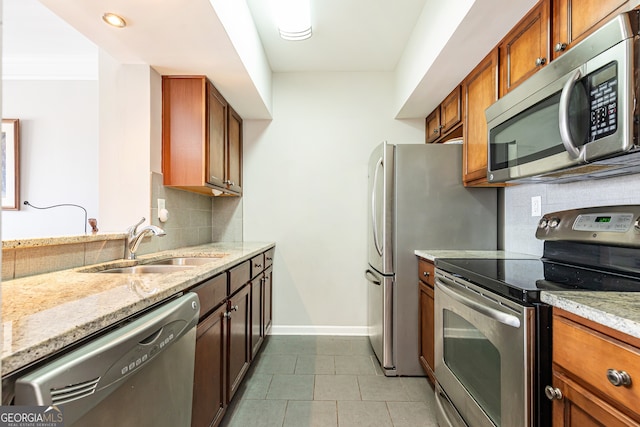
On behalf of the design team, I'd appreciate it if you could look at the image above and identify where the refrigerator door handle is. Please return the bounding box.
[365,269,381,285]
[371,156,384,257]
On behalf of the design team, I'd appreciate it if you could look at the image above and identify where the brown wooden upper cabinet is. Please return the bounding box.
[499,0,551,97]
[162,76,242,196]
[552,0,628,59]
[425,86,463,143]
[462,49,499,187]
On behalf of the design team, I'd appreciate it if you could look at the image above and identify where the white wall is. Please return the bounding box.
[243,72,423,334]
[98,52,153,232]
[503,175,640,255]
[2,79,99,238]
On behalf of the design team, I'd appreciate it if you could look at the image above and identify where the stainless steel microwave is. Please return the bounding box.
[486,11,640,184]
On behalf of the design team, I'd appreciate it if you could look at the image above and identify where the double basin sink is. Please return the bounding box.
[91,256,225,274]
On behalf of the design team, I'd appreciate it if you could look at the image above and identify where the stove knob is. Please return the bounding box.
[549,217,561,228]
[538,218,549,229]
[635,217,640,231]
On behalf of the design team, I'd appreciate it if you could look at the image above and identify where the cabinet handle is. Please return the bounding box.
[423,271,430,278]
[544,385,563,401]
[432,128,439,134]
[231,305,239,312]
[554,42,567,52]
[607,369,632,387]
[264,275,269,280]
[224,312,232,319]
[535,57,547,67]
[266,257,273,261]
[255,264,262,268]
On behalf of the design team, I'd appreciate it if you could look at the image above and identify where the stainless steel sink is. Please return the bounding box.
[148,256,223,266]
[99,265,196,274]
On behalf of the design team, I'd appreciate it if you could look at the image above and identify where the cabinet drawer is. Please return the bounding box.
[264,248,275,268]
[418,258,435,287]
[228,261,250,296]
[250,254,264,279]
[192,273,227,318]
[553,314,640,416]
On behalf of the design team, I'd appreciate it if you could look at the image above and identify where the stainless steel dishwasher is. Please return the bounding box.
[14,293,199,427]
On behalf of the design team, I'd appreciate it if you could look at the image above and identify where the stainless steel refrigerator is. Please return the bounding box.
[365,141,497,376]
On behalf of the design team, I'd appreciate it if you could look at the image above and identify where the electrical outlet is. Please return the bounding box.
[158,198,166,211]
[531,196,542,217]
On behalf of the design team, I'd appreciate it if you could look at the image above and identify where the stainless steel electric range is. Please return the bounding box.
[433,205,640,427]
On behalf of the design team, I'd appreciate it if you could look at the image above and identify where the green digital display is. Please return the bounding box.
[595,216,611,223]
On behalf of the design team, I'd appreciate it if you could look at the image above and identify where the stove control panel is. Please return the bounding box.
[536,205,640,246]
[572,213,634,232]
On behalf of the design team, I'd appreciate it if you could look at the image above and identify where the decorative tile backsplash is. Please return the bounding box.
[503,173,640,255]
[2,173,244,279]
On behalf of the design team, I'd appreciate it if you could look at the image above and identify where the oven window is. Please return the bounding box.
[443,310,501,425]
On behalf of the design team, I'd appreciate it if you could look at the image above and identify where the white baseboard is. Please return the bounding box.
[270,325,368,336]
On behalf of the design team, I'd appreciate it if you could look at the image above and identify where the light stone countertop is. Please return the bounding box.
[2,233,126,249]
[1,241,274,377]
[541,292,640,340]
[414,249,538,261]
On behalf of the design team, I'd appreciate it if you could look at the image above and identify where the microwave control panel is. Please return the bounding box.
[588,62,617,141]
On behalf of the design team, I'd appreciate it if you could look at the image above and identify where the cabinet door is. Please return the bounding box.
[250,279,263,360]
[499,0,550,97]
[227,106,243,194]
[552,0,627,59]
[263,266,273,336]
[162,76,207,188]
[419,281,435,383]
[440,86,462,135]
[550,371,640,427]
[192,304,226,427]
[207,82,228,189]
[463,48,499,186]
[425,108,441,143]
[227,284,251,403]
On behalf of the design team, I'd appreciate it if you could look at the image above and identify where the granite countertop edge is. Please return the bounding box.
[1,241,275,377]
[414,249,539,261]
[541,291,640,340]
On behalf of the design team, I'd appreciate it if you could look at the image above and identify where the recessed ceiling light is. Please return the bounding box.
[102,13,127,28]
[273,0,312,41]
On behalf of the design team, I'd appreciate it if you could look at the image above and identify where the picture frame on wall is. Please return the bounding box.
[2,118,20,210]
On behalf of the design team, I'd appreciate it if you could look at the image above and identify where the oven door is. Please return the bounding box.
[434,270,535,427]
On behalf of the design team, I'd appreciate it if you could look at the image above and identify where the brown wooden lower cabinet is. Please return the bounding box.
[417,257,436,384]
[549,309,640,426]
[227,283,251,403]
[192,304,226,427]
[190,249,274,427]
[263,266,273,336]
[251,279,263,359]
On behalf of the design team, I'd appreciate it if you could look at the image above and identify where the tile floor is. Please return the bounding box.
[220,335,438,427]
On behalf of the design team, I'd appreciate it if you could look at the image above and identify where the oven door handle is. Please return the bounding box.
[436,276,521,328]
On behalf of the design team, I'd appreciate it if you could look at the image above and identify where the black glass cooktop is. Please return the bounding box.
[435,257,640,304]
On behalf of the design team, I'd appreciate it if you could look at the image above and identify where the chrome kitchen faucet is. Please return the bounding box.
[126,217,166,260]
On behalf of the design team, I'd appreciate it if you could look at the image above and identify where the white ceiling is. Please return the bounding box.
[3,0,535,119]
[246,0,428,72]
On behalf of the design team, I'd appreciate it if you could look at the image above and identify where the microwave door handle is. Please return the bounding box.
[371,157,384,256]
[436,277,521,328]
[559,69,585,160]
